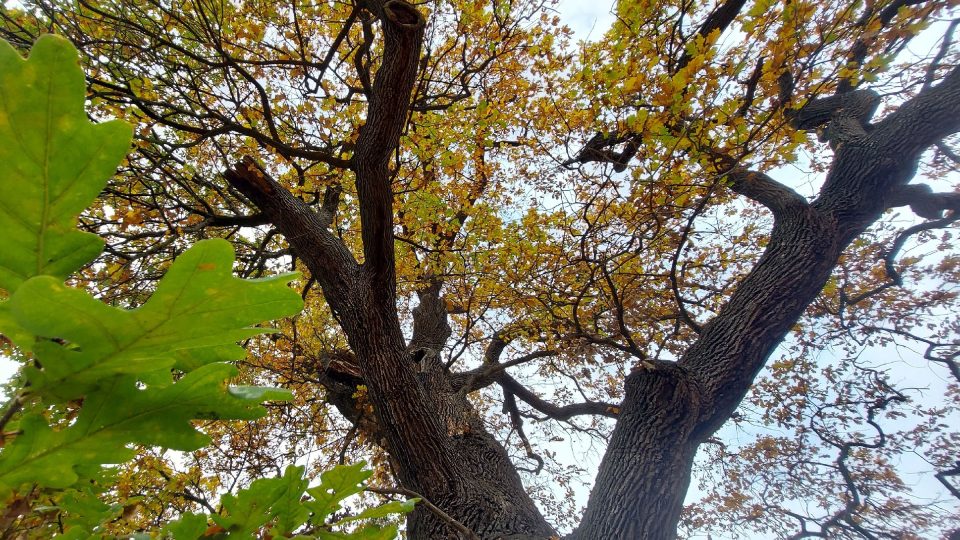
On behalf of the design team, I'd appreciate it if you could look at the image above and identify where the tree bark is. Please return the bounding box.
[226,1,555,537]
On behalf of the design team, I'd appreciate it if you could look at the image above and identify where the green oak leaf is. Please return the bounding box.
[0,302,31,350]
[335,499,418,525]
[304,461,372,523]
[0,34,306,527]
[159,463,414,539]
[9,238,304,401]
[211,465,310,535]
[56,488,125,538]
[0,363,290,498]
[0,35,132,293]
[160,513,209,539]
[269,466,313,535]
[0,413,134,496]
[315,524,400,540]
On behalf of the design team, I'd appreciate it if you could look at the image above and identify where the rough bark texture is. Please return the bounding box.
[569,362,702,539]
[223,0,960,533]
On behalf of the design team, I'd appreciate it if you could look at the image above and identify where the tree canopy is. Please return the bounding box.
[1,0,959,538]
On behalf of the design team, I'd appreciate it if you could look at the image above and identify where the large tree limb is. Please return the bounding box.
[687,68,960,435]
[573,61,960,540]
[351,0,425,296]
[886,183,960,219]
[726,168,809,219]
[224,157,360,316]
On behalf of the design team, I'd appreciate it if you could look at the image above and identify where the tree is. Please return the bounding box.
[1,0,959,538]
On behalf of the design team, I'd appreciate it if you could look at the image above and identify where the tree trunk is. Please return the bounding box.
[569,362,702,539]
[572,203,839,539]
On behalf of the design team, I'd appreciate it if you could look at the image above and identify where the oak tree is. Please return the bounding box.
[2,0,959,538]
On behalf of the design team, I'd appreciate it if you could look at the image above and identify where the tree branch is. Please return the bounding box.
[205,213,269,228]
[838,0,931,94]
[502,389,545,474]
[673,0,748,73]
[843,213,960,307]
[726,167,810,219]
[497,373,620,420]
[223,157,360,317]
[886,183,960,219]
[351,0,425,296]
[455,346,558,393]
[872,66,960,158]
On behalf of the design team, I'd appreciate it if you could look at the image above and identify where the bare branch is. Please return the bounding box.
[923,18,959,90]
[497,372,620,420]
[502,390,545,474]
[205,213,269,228]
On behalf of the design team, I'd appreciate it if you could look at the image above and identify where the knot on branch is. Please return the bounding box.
[383,0,425,29]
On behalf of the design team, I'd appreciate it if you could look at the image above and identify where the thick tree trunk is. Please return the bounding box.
[569,363,702,539]
[572,203,838,539]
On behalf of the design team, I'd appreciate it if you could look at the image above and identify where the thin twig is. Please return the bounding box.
[366,486,480,540]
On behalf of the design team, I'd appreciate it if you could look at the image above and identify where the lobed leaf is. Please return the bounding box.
[9,239,304,401]
[0,363,289,498]
[304,461,372,522]
[0,35,131,292]
[211,465,310,535]
[162,462,413,539]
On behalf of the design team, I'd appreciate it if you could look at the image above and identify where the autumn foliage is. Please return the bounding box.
[1,0,959,538]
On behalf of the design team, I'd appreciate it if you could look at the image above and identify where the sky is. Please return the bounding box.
[557,0,615,41]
